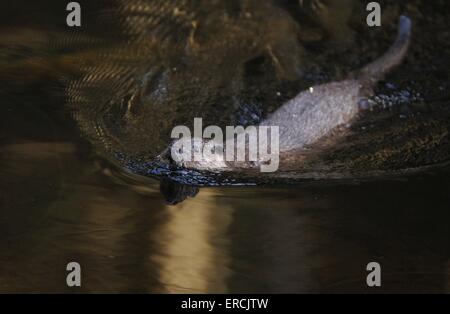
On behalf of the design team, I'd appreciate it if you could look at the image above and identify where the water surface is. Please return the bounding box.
[0,0,449,293]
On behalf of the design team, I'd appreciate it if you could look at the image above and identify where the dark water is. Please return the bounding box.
[1,0,450,293]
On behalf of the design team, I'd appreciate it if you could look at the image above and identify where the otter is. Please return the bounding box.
[165,16,413,173]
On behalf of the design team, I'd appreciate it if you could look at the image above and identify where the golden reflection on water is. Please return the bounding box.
[153,189,232,293]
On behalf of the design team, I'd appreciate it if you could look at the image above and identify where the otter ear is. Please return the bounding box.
[159,179,199,205]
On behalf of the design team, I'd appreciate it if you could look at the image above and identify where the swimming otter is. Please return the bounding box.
[165,16,412,173]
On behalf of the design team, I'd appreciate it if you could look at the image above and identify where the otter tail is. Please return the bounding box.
[358,15,412,84]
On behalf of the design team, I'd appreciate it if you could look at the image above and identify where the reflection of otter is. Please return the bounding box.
[167,16,412,172]
[160,179,199,205]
